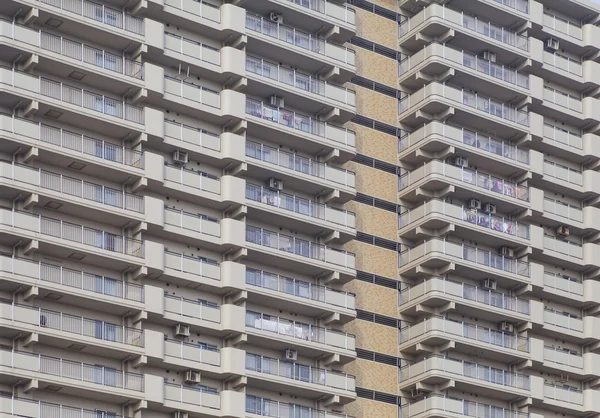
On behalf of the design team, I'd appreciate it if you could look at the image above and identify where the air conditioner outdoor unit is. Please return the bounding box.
[454,156,468,168]
[482,51,497,63]
[173,412,189,418]
[284,349,298,361]
[270,95,284,107]
[269,12,283,23]
[268,178,284,191]
[482,278,497,290]
[499,321,514,333]
[468,198,482,210]
[184,370,201,384]
[173,150,188,165]
[483,203,497,214]
[545,38,559,51]
[500,246,515,259]
[557,225,570,237]
[175,323,190,337]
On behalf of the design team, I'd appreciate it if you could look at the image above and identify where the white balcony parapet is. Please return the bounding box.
[246,140,355,187]
[0,394,132,418]
[0,209,144,258]
[544,383,583,405]
[543,51,582,77]
[544,308,583,332]
[164,163,221,194]
[163,250,221,281]
[399,199,530,239]
[245,13,356,66]
[398,121,530,165]
[543,197,583,223]
[543,271,583,295]
[0,113,144,168]
[398,276,530,314]
[543,86,582,112]
[543,123,583,149]
[399,4,529,51]
[246,183,355,229]
[543,12,582,40]
[0,161,144,213]
[544,345,583,369]
[275,0,356,25]
[247,395,355,418]
[398,160,530,201]
[543,234,583,259]
[164,32,221,65]
[489,0,529,13]
[400,394,530,418]
[164,382,221,410]
[164,0,221,23]
[246,353,356,391]
[246,267,356,310]
[246,98,356,147]
[164,76,221,109]
[0,253,144,302]
[399,316,530,352]
[399,355,530,390]
[164,120,221,152]
[164,338,221,366]
[246,56,356,106]
[164,294,221,323]
[164,207,220,237]
[246,225,356,268]
[246,311,356,351]
[39,0,145,35]
[398,238,531,277]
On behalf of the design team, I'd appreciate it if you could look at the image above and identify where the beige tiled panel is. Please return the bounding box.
[343,395,398,417]
[355,86,398,126]
[346,201,397,240]
[344,279,399,318]
[354,48,398,87]
[344,162,398,202]
[345,359,398,394]
[346,122,398,164]
[344,320,398,356]
[355,9,399,50]
[344,240,398,278]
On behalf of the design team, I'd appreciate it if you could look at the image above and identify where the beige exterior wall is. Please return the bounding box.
[355,48,399,87]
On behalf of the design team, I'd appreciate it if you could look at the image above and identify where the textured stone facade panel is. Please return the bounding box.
[344,279,399,318]
[344,320,398,356]
[345,240,398,278]
[355,86,398,126]
[344,162,398,203]
[345,201,397,240]
[355,48,398,87]
[346,122,398,164]
[355,9,399,49]
[345,358,398,394]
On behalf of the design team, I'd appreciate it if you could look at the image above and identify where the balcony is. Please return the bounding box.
[163,163,220,195]
[542,12,582,41]
[0,114,144,172]
[164,32,221,67]
[245,311,356,353]
[245,353,356,396]
[543,383,582,405]
[543,235,583,260]
[246,395,354,418]
[246,225,356,270]
[274,0,357,28]
[164,338,221,367]
[0,253,144,305]
[246,98,356,152]
[543,309,583,333]
[400,394,530,418]
[164,382,220,410]
[398,121,530,167]
[163,250,221,282]
[0,395,133,418]
[543,51,583,78]
[245,13,356,69]
[543,197,582,224]
[163,120,221,152]
[544,346,583,370]
[399,4,529,52]
[163,0,221,24]
[164,207,220,238]
[399,277,530,316]
[163,76,221,109]
[246,55,356,110]
[543,271,583,296]
[543,87,582,113]
[164,294,221,324]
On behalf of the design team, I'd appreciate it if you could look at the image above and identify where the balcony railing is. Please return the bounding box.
[164,338,221,366]
[543,234,583,259]
[246,267,356,309]
[399,4,529,51]
[400,394,530,418]
[543,51,582,77]
[398,238,531,278]
[398,83,529,126]
[543,12,582,40]
[164,0,221,23]
[39,0,145,35]
[399,316,530,353]
[164,163,221,194]
[398,121,529,165]
[544,383,583,405]
[246,183,355,229]
[164,76,221,108]
[398,160,530,201]
[1,209,144,257]
[543,160,583,186]
[399,199,530,239]
[246,56,356,106]
[544,346,583,369]
[164,382,220,410]
[247,395,354,418]
[276,0,356,25]
[0,67,144,124]
[0,253,144,302]
[246,225,356,269]
[164,294,221,323]
[163,250,221,281]
[544,308,583,332]
[399,355,530,390]
[0,394,131,418]
[543,271,583,295]
[164,32,220,65]
[246,98,356,147]
[0,113,144,168]
[245,13,356,66]
[246,140,355,187]
[398,277,530,314]
[543,123,582,149]
[0,300,144,347]
[543,87,582,112]
[489,0,529,13]
[0,161,144,213]
[246,311,355,350]
[164,207,220,237]
[163,120,220,152]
